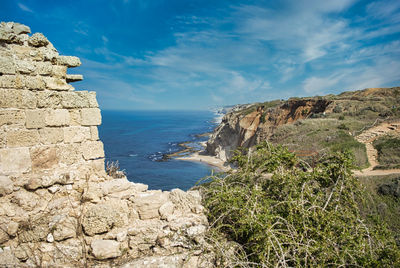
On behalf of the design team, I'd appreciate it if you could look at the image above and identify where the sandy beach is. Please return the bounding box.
[176,152,232,172]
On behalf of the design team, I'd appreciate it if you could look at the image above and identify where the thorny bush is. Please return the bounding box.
[199,142,400,267]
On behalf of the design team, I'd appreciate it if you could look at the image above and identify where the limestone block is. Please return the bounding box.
[53,238,83,263]
[132,183,148,192]
[0,75,16,88]
[35,61,53,75]
[28,33,49,47]
[0,22,17,43]
[11,189,40,211]
[131,191,169,220]
[82,201,129,236]
[25,171,74,190]
[14,244,30,261]
[89,158,106,173]
[0,249,20,266]
[87,91,99,108]
[6,129,39,147]
[49,215,77,241]
[25,109,45,129]
[14,74,24,89]
[4,221,19,237]
[66,74,83,83]
[91,239,121,260]
[39,45,59,61]
[19,89,37,108]
[15,59,35,74]
[0,89,37,108]
[0,110,25,126]
[43,77,73,91]
[18,217,48,242]
[82,184,102,203]
[159,201,175,220]
[51,65,67,78]
[69,109,81,125]
[12,23,31,35]
[57,143,82,165]
[0,175,13,196]
[45,109,70,126]
[24,75,46,90]
[81,108,101,126]
[186,225,207,240]
[61,92,89,108]
[64,126,91,143]
[169,189,201,213]
[81,140,104,160]
[0,56,16,75]
[90,126,99,140]
[36,91,62,108]
[30,146,59,170]
[39,128,64,144]
[55,56,81,67]
[100,179,136,196]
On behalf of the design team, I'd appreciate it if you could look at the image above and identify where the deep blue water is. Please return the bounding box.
[99,110,216,191]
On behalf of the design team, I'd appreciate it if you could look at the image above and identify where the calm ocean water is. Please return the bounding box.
[99,110,217,191]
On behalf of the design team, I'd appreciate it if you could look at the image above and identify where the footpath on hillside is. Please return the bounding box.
[354,121,400,176]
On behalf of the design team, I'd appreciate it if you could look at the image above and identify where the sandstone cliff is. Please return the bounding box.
[207,87,400,164]
[0,22,210,267]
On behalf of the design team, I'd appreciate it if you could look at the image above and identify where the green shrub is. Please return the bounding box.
[337,123,349,130]
[200,143,399,267]
[373,136,400,168]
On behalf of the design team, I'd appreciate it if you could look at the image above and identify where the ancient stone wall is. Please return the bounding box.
[0,22,210,267]
[0,21,104,183]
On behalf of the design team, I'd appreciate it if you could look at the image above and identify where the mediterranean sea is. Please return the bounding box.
[99,110,217,191]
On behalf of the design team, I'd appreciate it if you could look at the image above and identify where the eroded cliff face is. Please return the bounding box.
[206,99,332,161]
[0,22,210,267]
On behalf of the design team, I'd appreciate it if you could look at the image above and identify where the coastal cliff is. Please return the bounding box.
[0,22,210,267]
[207,87,400,166]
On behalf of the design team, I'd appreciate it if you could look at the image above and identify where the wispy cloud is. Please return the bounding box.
[75,0,400,109]
[17,3,33,13]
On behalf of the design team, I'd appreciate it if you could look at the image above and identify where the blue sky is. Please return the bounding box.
[1,0,400,110]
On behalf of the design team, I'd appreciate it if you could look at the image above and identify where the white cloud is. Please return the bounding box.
[17,3,33,13]
[236,2,354,63]
[303,56,400,94]
[303,75,342,94]
[77,0,400,109]
[366,0,400,21]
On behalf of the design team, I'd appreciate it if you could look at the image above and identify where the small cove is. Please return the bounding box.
[99,110,218,191]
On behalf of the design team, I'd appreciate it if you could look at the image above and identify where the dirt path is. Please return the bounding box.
[354,121,400,176]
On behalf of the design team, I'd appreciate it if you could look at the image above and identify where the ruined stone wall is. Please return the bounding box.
[0,22,105,184]
[0,22,210,267]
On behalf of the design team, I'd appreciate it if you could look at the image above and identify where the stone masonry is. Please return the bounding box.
[0,22,211,267]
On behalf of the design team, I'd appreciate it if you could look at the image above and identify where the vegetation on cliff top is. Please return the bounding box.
[226,87,400,168]
[200,142,400,267]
